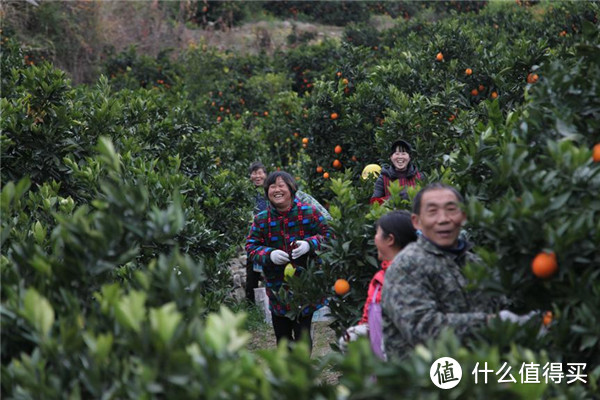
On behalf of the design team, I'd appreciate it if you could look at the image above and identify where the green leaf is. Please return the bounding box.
[149,302,182,345]
[23,288,55,337]
[96,136,121,174]
[114,290,147,333]
[33,221,46,244]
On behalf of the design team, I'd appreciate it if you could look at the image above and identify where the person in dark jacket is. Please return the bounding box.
[245,161,269,304]
[370,139,424,204]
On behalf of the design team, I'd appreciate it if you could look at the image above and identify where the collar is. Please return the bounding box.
[268,200,297,217]
[418,235,473,256]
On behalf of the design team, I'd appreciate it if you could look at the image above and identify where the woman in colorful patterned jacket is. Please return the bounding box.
[246,171,331,350]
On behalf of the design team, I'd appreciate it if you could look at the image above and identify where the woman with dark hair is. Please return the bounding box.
[370,139,424,204]
[246,171,330,349]
[338,210,417,358]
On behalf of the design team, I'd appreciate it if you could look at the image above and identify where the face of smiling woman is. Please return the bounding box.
[268,176,293,212]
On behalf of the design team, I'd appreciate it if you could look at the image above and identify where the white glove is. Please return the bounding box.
[338,324,369,353]
[270,250,290,265]
[291,240,310,259]
[498,310,537,325]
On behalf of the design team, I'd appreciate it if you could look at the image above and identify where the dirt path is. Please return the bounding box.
[247,320,341,384]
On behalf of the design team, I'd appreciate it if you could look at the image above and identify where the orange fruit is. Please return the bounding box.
[542,311,553,326]
[471,88,479,96]
[302,143,308,149]
[323,172,330,179]
[334,279,350,295]
[336,71,342,77]
[302,137,309,144]
[342,78,349,85]
[592,143,600,162]
[531,251,558,279]
[263,111,269,116]
[330,112,339,120]
[527,73,539,84]
[332,159,342,169]
[316,166,323,173]
[334,145,342,154]
[491,91,498,99]
[465,68,472,75]
[478,84,485,92]
[293,132,299,137]
[436,52,444,61]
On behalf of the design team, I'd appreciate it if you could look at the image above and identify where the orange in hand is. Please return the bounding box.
[532,251,558,279]
[334,279,350,295]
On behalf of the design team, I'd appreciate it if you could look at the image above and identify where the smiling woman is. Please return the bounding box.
[370,138,424,204]
[245,171,331,351]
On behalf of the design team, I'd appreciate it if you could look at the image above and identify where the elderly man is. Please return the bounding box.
[381,183,517,360]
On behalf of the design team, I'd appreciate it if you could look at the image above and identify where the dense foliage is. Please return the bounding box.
[2,1,600,398]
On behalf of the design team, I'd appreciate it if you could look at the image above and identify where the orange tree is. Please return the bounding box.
[3,2,600,398]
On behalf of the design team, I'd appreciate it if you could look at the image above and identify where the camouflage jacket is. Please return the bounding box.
[381,236,498,360]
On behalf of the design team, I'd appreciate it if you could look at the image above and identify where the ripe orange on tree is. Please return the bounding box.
[531,251,558,279]
[436,52,444,61]
[491,91,498,99]
[542,311,553,326]
[332,159,342,169]
[316,166,323,173]
[330,112,339,120]
[323,172,330,179]
[342,78,349,85]
[478,84,485,92]
[527,73,539,84]
[334,145,342,154]
[465,68,472,75]
[336,71,342,77]
[471,88,479,96]
[592,143,600,162]
[334,279,350,296]
[302,137,309,144]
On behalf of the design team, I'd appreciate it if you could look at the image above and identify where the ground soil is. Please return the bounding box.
[247,320,341,385]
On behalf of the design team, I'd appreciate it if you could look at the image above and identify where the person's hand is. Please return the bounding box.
[498,310,538,325]
[291,240,310,259]
[338,324,369,353]
[270,250,290,265]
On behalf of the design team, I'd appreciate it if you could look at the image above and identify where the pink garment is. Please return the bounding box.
[359,260,391,324]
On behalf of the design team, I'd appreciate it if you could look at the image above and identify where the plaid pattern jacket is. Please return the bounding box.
[246,199,331,316]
